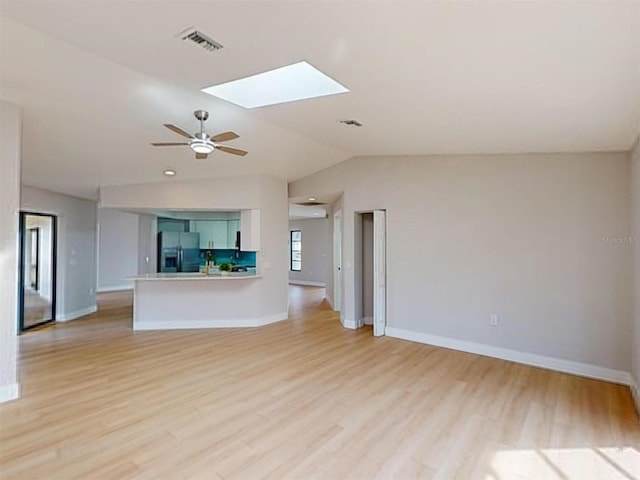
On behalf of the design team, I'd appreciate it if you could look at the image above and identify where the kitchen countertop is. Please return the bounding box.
[131,272,261,281]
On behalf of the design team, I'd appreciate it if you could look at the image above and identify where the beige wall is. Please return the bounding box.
[631,135,640,396]
[288,218,330,286]
[0,102,21,402]
[21,186,98,320]
[97,208,139,291]
[290,153,633,371]
[361,213,374,320]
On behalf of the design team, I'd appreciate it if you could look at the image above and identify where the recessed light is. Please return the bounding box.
[314,213,320,216]
[201,61,349,109]
[163,169,177,177]
[308,197,316,201]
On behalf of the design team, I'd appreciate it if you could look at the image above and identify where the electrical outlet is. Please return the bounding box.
[490,314,499,326]
[88,288,95,295]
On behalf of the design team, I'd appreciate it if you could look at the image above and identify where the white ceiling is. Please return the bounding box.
[1,1,639,199]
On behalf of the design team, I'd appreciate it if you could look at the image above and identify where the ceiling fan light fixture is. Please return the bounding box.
[190,141,215,154]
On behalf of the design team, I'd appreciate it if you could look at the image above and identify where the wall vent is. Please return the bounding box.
[340,119,363,127]
[177,27,223,52]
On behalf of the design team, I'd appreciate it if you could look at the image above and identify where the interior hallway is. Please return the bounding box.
[22,288,53,328]
[1,285,638,479]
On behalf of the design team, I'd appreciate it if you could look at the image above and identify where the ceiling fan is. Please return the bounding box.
[151,110,248,159]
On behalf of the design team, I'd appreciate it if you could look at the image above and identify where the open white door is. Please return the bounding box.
[373,210,386,336]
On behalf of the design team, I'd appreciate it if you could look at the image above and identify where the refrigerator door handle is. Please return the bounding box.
[178,246,183,272]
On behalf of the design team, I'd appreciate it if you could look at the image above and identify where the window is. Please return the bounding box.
[290,230,302,271]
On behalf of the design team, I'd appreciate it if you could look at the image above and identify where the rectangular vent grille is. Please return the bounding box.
[177,27,223,52]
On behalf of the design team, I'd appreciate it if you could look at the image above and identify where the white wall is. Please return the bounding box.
[39,218,53,301]
[631,135,640,404]
[0,102,21,402]
[288,218,330,286]
[21,186,97,321]
[97,208,139,291]
[290,153,633,375]
[100,175,289,320]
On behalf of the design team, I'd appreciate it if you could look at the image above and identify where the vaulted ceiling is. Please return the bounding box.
[1,1,639,199]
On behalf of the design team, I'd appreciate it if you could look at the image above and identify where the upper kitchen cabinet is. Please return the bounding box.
[211,220,228,249]
[240,209,260,251]
[190,220,228,249]
[161,211,244,250]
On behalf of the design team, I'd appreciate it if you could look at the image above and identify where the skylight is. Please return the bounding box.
[201,61,349,109]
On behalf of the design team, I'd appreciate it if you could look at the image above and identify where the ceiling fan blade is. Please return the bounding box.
[216,145,248,156]
[210,131,239,143]
[195,152,208,160]
[163,124,193,139]
[151,142,189,146]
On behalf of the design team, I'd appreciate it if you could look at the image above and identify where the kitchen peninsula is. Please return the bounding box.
[131,271,288,330]
[99,175,290,333]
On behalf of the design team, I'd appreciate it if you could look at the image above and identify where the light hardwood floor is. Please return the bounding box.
[1,286,638,479]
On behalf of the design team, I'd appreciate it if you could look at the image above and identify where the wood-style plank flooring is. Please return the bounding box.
[1,286,638,479]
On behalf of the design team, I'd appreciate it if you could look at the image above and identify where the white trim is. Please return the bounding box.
[97,285,133,293]
[57,305,98,322]
[288,280,326,287]
[325,295,334,309]
[0,383,19,403]
[631,375,640,417]
[385,327,632,385]
[362,316,373,326]
[342,317,357,330]
[256,312,289,326]
[134,312,288,331]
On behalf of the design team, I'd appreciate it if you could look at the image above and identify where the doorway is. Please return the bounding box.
[18,212,57,331]
[355,210,386,336]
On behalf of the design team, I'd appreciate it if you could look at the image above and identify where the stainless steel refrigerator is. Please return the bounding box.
[157,232,200,273]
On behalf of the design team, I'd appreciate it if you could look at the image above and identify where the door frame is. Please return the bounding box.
[18,211,58,332]
[372,210,387,337]
[333,210,342,313]
[353,210,387,336]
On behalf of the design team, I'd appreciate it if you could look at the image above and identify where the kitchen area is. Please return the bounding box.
[99,174,289,333]
[129,207,278,330]
[156,211,257,274]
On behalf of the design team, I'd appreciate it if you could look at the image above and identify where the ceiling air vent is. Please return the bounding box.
[296,201,324,207]
[177,27,223,52]
[340,119,363,127]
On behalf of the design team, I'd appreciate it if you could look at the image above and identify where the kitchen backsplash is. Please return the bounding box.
[199,249,256,266]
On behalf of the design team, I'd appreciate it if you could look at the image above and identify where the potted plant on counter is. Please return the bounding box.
[204,251,215,275]
[217,262,232,276]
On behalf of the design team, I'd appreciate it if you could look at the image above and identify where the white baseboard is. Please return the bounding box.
[385,327,632,386]
[0,383,19,403]
[256,312,289,327]
[97,285,133,293]
[342,318,357,330]
[362,316,373,326]
[288,280,326,287]
[325,295,334,309]
[134,312,288,331]
[57,305,98,322]
[631,376,640,417]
